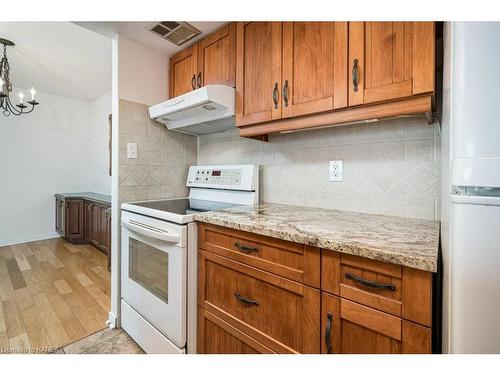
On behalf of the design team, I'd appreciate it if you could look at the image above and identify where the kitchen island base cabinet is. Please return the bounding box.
[55,195,111,261]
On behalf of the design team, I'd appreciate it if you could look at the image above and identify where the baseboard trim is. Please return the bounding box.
[108,311,118,329]
[0,232,61,247]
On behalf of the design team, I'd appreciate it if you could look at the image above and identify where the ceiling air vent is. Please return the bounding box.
[148,22,201,46]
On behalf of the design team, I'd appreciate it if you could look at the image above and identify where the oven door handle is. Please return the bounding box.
[121,218,181,244]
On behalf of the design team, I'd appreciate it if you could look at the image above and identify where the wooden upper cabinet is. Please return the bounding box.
[169,45,197,98]
[236,22,283,126]
[197,23,236,88]
[349,22,435,106]
[282,22,348,118]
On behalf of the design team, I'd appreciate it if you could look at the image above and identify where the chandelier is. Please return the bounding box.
[0,38,39,116]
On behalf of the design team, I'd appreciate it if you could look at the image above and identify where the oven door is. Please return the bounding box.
[121,211,187,348]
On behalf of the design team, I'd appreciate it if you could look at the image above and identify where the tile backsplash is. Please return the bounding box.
[118,99,197,202]
[197,117,441,220]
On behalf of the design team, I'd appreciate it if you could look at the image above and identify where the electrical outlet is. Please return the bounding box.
[127,143,137,159]
[329,160,343,182]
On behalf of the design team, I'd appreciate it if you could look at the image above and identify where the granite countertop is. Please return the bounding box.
[55,192,111,205]
[194,203,440,272]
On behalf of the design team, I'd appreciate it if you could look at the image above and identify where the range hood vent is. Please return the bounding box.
[148,22,201,46]
[149,85,236,136]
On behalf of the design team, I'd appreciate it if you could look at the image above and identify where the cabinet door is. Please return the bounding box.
[98,204,110,254]
[349,22,435,106]
[197,308,275,354]
[169,45,198,98]
[321,293,431,354]
[65,199,84,240]
[55,198,64,236]
[84,200,92,242]
[90,203,100,247]
[197,23,236,88]
[282,22,348,119]
[236,22,283,126]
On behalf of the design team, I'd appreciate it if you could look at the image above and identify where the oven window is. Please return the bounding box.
[129,238,168,303]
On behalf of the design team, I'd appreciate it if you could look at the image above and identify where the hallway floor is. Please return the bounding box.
[0,238,110,354]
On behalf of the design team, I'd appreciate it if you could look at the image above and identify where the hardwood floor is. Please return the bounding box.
[0,238,110,354]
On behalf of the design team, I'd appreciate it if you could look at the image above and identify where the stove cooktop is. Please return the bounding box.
[122,198,241,224]
[133,198,239,215]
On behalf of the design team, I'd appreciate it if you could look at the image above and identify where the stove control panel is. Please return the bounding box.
[186,165,258,191]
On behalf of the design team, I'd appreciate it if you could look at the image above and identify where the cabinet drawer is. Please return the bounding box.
[198,250,320,353]
[197,308,275,354]
[322,251,432,327]
[198,223,320,288]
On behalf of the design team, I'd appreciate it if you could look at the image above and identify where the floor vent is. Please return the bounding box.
[148,22,201,46]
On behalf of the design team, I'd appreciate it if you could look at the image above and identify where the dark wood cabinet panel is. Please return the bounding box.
[197,23,236,88]
[65,199,85,242]
[56,196,111,262]
[55,197,65,237]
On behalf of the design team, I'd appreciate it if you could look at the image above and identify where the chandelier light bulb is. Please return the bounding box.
[0,76,4,87]
[30,87,36,100]
[18,91,24,104]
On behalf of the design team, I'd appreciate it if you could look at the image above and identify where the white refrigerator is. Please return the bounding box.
[441,22,500,353]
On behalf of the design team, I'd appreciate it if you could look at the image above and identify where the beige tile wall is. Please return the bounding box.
[197,117,441,220]
[118,99,197,202]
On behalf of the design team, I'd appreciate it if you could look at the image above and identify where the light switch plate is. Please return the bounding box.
[127,143,137,159]
[329,160,343,182]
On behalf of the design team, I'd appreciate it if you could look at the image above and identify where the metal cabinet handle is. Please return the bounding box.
[272,82,279,109]
[325,312,333,354]
[352,59,359,92]
[197,72,202,88]
[344,273,396,291]
[234,242,259,253]
[282,80,289,107]
[234,292,259,306]
[191,74,196,90]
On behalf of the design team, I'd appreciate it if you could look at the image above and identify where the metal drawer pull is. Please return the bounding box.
[197,72,202,88]
[272,82,279,109]
[325,312,333,354]
[282,79,289,107]
[234,292,259,306]
[191,74,196,90]
[352,58,359,92]
[234,242,259,253]
[345,273,396,291]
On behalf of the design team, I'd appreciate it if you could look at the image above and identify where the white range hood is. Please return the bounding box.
[148,85,235,136]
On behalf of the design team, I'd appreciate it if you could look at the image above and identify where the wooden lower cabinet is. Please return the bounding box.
[197,223,434,354]
[321,292,431,354]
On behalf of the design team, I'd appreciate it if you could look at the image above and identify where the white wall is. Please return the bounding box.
[89,91,112,194]
[117,35,169,106]
[0,88,111,246]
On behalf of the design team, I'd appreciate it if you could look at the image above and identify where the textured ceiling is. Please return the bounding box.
[75,21,226,56]
[0,22,111,102]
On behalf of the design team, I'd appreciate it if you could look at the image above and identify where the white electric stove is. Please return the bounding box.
[120,165,258,354]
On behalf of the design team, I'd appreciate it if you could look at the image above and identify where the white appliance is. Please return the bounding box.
[149,85,236,136]
[121,164,259,354]
[441,22,500,353]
